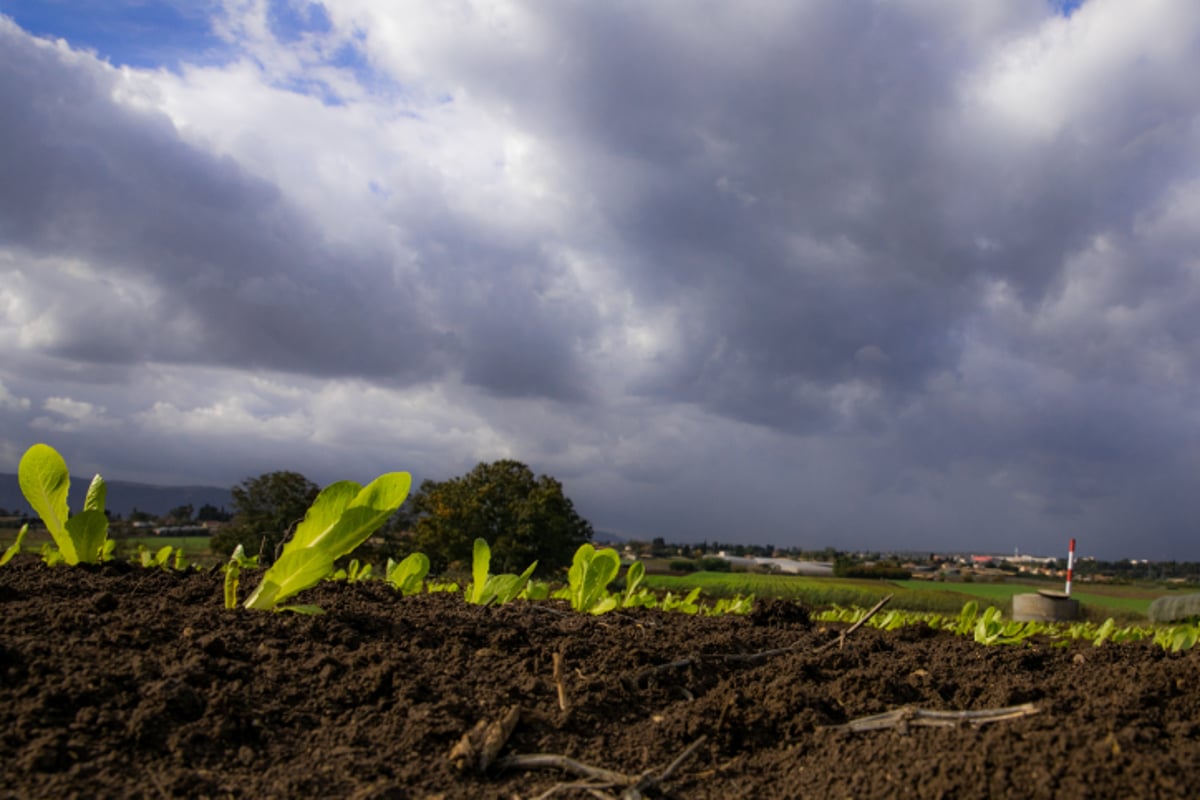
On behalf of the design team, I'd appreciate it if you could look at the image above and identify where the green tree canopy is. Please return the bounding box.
[210,471,320,560]
[165,504,194,524]
[409,460,592,577]
[196,503,231,522]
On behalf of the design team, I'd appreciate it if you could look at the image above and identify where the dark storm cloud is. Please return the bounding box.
[373,3,1027,424]
[4,2,1200,559]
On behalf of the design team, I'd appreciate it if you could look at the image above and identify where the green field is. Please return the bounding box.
[646,571,1177,620]
[644,572,970,614]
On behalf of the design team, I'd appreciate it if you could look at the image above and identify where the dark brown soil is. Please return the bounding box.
[2,558,1199,799]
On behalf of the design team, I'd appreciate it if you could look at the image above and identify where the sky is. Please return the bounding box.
[1,0,1199,560]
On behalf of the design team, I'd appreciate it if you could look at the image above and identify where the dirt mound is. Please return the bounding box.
[1,558,1197,798]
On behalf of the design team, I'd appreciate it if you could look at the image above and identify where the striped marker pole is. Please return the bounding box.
[1065,538,1076,597]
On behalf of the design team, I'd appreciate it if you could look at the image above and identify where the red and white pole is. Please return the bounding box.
[1065,538,1076,596]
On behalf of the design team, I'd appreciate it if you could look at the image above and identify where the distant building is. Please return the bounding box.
[715,552,834,576]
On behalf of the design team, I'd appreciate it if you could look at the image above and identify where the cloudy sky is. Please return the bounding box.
[2,0,1199,560]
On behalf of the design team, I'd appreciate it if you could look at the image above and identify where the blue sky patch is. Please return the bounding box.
[267,0,331,44]
[0,0,231,69]
[1051,0,1086,16]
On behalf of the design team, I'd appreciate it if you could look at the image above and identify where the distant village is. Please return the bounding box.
[2,503,1196,584]
[609,538,1200,584]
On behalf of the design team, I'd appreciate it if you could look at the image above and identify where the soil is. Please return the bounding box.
[2,559,1199,799]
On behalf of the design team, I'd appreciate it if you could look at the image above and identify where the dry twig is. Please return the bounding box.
[831,702,1039,733]
[499,735,708,800]
[553,651,570,712]
[815,594,893,652]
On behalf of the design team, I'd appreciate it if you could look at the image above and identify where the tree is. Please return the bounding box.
[196,503,232,523]
[165,504,194,524]
[409,460,592,577]
[209,471,320,560]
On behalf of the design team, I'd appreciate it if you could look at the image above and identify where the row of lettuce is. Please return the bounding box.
[9,444,745,616]
[819,602,1200,653]
[9,444,1200,652]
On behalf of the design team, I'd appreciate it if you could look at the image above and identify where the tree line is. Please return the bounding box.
[211,459,593,577]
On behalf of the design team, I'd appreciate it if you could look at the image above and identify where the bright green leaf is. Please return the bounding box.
[83,474,106,514]
[63,509,108,565]
[244,548,336,610]
[18,444,73,562]
[288,481,360,550]
[0,524,28,566]
[387,552,430,596]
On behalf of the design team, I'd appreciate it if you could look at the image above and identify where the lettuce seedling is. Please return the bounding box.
[706,594,755,615]
[386,552,430,596]
[243,472,411,612]
[134,544,176,570]
[0,524,28,566]
[520,580,552,601]
[622,560,646,603]
[564,543,621,614]
[330,558,373,583]
[18,443,110,565]
[660,587,704,615]
[954,601,979,636]
[223,545,258,610]
[465,538,537,606]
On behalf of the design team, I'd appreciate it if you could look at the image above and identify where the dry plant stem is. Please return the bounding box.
[834,703,1039,733]
[501,735,708,798]
[553,651,569,712]
[815,594,893,652]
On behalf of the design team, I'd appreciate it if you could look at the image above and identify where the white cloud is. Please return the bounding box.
[0,381,30,412]
[3,2,1200,557]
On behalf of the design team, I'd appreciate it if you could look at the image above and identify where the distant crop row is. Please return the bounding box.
[818,601,1200,653]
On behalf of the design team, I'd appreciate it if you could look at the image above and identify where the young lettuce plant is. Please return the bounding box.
[134,544,177,570]
[223,545,259,610]
[0,524,28,567]
[563,543,621,614]
[386,552,430,596]
[17,443,110,565]
[660,586,704,615]
[706,595,755,616]
[330,558,373,583]
[465,538,537,606]
[242,472,411,612]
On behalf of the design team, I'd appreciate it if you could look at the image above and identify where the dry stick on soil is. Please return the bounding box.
[500,735,708,800]
[631,595,895,685]
[553,651,569,712]
[815,593,893,652]
[448,705,521,773]
[832,703,1040,733]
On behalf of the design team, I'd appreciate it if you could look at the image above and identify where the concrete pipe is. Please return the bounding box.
[1012,591,1079,622]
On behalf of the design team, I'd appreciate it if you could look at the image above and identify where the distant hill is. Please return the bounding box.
[0,474,233,518]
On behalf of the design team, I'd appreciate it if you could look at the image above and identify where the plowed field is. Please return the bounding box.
[2,559,1197,798]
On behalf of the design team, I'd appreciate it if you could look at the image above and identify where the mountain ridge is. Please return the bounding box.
[0,474,233,518]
